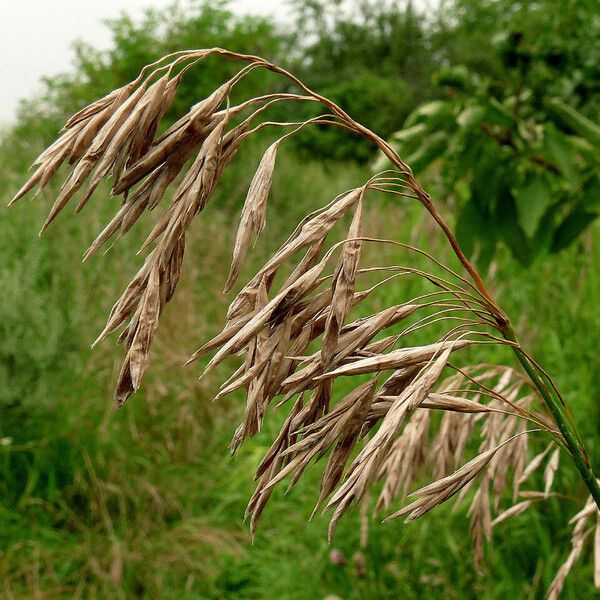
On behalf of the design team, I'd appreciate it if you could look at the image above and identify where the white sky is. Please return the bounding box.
[0,0,285,126]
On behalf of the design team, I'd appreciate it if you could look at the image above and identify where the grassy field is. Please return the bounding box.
[1,142,600,599]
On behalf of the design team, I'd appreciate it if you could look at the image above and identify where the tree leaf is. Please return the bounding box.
[543,123,580,185]
[457,105,486,129]
[582,177,600,211]
[545,98,600,149]
[455,197,496,270]
[404,100,453,129]
[455,199,482,258]
[531,203,561,255]
[495,192,532,266]
[481,97,516,128]
[433,65,470,90]
[390,123,428,149]
[551,207,597,253]
[404,131,448,174]
[512,174,552,238]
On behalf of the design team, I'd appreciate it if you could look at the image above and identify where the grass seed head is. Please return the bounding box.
[12,47,591,596]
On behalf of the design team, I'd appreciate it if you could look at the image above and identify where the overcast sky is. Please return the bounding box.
[0,0,285,126]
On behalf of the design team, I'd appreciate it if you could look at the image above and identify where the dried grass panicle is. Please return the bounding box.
[12,47,599,596]
[548,493,600,600]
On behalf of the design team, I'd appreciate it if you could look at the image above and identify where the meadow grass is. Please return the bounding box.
[1,144,600,598]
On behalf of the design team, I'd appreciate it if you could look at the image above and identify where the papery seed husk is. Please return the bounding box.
[129,74,179,163]
[225,140,280,292]
[388,432,525,523]
[39,84,149,233]
[127,264,161,389]
[325,349,453,534]
[202,255,331,377]
[490,500,532,526]
[322,197,364,365]
[318,380,377,508]
[317,340,470,379]
[544,447,560,496]
[417,393,491,413]
[517,443,552,485]
[76,77,170,213]
[63,82,135,131]
[226,188,362,321]
[93,250,156,345]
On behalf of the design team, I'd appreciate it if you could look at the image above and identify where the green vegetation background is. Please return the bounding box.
[1,1,600,598]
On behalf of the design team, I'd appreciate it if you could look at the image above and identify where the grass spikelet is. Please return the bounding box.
[386,431,530,523]
[225,140,281,292]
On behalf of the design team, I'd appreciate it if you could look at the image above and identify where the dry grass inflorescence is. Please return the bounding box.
[10,47,600,597]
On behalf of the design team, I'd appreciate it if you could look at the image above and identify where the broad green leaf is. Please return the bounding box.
[404,131,448,174]
[495,193,533,265]
[390,123,427,147]
[455,197,497,271]
[582,177,600,211]
[531,203,560,255]
[404,100,453,129]
[543,123,580,185]
[433,65,470,89]
[476,235,498,273]
[551,208,597,252]
[455,199,482,258]
[481,97,516,128]
[569,136,600,166]
[545,97,600,148]
[512,174,552,238]
[373,124,429,172]
[373,123,448,173]
[470,144,511,213]
[457,105,486,129]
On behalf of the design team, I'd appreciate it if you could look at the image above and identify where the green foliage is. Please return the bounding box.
[378,0,600,267]
[291,0,432,92]
[255,0,434,161]
[298,72,413,161]
[0,169,80,447]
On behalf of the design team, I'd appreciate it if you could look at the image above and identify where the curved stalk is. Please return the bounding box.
[501,322,600,509]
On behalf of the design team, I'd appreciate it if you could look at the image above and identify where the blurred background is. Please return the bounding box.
[2,0,600,597]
